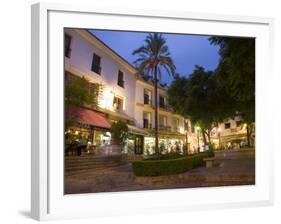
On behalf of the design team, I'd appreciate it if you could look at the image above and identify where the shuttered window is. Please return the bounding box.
[91,53,101,74]
[117,70,124,87]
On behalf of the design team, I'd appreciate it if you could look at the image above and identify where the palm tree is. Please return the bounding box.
[132,33,176,155]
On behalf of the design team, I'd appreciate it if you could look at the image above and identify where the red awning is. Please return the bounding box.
[65,105,111,129]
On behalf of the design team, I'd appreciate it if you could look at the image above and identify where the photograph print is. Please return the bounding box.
[64,28,255,194]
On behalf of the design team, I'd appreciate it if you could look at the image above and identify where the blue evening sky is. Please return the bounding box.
[90,30,220,85]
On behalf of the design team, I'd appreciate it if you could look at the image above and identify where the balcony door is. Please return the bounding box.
[144,89,152,105]
[159,115,167,128]
[143,112,152,128]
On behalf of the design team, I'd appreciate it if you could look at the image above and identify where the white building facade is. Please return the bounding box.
[134,78,197,154]
[65,29,137,121]
[64,28,201,155]
[210,116,250,150]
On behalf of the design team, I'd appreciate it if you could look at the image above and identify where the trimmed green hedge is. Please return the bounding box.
[144,153,185,161]
[132,152,211,177]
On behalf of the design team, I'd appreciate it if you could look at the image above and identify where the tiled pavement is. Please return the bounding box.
[64,149,255,194]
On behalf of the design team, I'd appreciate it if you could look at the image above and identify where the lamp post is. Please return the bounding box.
[185,130,188,155]
[184,119,189,155]
[196,126,200,153]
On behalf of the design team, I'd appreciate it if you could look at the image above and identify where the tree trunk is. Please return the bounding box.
[202,129,207,145]
[246,123,251,148]
[154,66,159,155]
[207,130,211,143]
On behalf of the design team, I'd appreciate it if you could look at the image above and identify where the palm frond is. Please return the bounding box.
[132,32,176,82]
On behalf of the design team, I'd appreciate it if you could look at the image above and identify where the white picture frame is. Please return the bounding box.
[31,2,275,221]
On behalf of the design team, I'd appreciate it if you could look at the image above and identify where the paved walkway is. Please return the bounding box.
[65,149,255,194]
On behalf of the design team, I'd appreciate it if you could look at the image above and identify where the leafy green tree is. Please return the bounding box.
[132,33,176,155]
[209,36,255,146]
[168,66,236,145]
[65,74,101,109]
[110,120,129,145]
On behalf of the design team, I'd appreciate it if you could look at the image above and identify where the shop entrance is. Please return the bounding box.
[135,136,143,154]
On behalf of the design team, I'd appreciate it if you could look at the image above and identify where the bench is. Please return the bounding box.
[203,157,215,168]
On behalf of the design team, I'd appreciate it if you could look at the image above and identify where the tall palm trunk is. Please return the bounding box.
[132,33,176,156]
[154,66,159,155]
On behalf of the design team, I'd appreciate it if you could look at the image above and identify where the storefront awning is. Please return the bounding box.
[128,125,149,136]
[221,133,247,143]
[98,107,135,123]
[65,105,111,129]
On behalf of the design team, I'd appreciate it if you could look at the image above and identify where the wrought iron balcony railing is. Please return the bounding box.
[172,127,180,132]
[144,98,152,105]
[159,125,171,132]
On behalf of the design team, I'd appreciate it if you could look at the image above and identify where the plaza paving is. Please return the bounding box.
[64,149,255,194]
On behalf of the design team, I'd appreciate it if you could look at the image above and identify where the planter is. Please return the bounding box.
[132,152,210,176]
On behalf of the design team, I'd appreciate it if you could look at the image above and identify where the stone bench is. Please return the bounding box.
[203,157,215,168]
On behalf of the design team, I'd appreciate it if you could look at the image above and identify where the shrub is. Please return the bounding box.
[132,152,209,176]
[110,120,128,145]
[144,153,184,161]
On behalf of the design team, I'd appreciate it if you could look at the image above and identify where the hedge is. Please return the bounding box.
[132,152,211,177]
[144,153,185,161]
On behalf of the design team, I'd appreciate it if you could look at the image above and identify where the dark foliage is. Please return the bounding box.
[110,120,129,145]
[209,36,255,123]
[168,66,236,143]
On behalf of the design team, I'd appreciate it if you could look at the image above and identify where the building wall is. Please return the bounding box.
[64,28,137,120]
[135,80,154,128]
[135,80,185,134]
[64,28,246,153]
[218,117,247,137]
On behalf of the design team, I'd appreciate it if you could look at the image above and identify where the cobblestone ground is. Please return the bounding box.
[65,149,255,194]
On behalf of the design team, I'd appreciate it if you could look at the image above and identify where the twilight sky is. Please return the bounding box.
[90,30,220,85]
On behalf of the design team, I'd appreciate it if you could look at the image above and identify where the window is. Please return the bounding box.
[236,120,242,127]
[173,118,179,132]
[91,53,101,74]
[143,112,152,128]
[184,120,189,132]
[144,89,152,104]
[64,33,72,58]
[225,123,231,129]
[135,136,143,154]
[117,70,124,87]
[159,95,167,108]
[159,115,167,127]
[113,96,123,111]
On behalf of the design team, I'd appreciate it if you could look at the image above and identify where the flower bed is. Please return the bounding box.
[132,152,212,176]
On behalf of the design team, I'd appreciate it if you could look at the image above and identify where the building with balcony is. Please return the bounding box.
[210,116,253,149]
[64,28,142,153]
[64,28,202,155]
[134,77,198,154]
